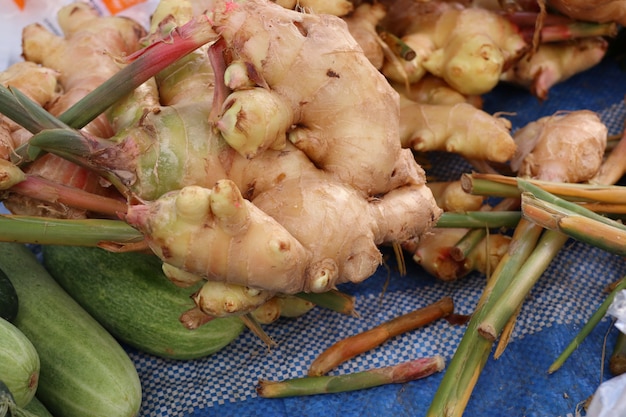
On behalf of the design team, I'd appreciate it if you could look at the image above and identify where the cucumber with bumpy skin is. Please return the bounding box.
[0,317,39,408]
[0,243,142,417]
[42,245,244,359]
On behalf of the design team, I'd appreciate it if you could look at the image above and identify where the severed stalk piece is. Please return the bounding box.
[308,297,454,376]
[427,218,544,417]
[0,215,143,247]
[549,277,626,374]
[462,172,626,205]
[258,356,445,398]
[295,290,357,317]
[521,193,626,257]
[476,228,568,341]
[435,210,521,229]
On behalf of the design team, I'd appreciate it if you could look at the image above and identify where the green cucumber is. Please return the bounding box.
[0,243,141,417]
[0,380,20,416]
[0,380,48,417]
[0,268,18,322]
[23,397,54,417]
[42,245,244,360]
[0,317,39,408]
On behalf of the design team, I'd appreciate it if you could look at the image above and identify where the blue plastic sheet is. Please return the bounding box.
[123,57,626,417]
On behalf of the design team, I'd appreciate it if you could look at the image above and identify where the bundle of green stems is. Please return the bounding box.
[428,173,626,416]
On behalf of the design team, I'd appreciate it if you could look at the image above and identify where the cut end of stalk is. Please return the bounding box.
[179,306,215,330]
[256,379,283,398]
[295,290,357,317]
[0,160,26,190]
[391,355,446,384]
[477,323,497,342]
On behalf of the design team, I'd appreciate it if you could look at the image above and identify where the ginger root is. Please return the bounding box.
[381,3,528,95]
[3,0,441,318]
[399,99,516,163]
[501,37,608,100]
[511,110,608,183]
[343,2,387,69]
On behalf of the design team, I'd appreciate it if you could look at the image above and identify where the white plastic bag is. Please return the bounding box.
[586,372,626,417]
[586,290,626,416]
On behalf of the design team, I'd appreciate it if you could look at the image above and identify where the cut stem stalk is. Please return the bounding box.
[548,277,626,374]
[518,180,626,230]
[451,198,520,261]
[463,173,626,205]
[435,211,521,229]
[522,194,626,257]
[0,215,143,246]
[295,290,357,317]
[477,230,569,342]
[258,356,445,398]
[494,301,523,359]
[427,219,543,417]
[0,85,70,135]
[308,297,453,376]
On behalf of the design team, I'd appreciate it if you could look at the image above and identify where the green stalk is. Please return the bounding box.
[28,128,133,198]
[460,174,520,198]
[0,215,143,246]
[295,290,358,317]
[548,277,626,374]
[0,85,73,163]
[518,180,626,230]
[463,173,626,205]
[427,219,543,417]
[59,16,217,129]
[451,228,488,261]
[522,193,626,257]
[451,198,521,260]
[477,230,569,341]
[0,85,69,134]
[258,356,445,398]
[379,31,417,61]
[435,211,521,229]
